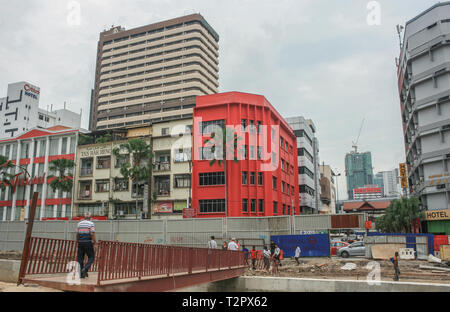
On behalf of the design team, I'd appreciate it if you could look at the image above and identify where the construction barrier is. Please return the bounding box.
[365,233,434,260]
[271,234,330,257]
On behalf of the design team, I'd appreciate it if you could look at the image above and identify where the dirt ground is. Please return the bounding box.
[245,257,450,284]
[0,282,61,292]
[0,251,22,260]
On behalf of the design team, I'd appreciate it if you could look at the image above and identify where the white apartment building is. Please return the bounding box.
[286,116,321,214]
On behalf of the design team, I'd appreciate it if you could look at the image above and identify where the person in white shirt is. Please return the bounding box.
[228,238,239,251]
[262,246,271,271]
[208,236,217,249]
[295,246,301,265]
[272,245,281,275]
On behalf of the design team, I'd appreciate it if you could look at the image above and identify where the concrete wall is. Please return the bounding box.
[177,276,450,292]
[0,214,367,252]
[0,260,20,283]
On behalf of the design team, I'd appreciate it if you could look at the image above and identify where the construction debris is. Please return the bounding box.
[419,265,450,272]
[341,263,357,271]
[428,254,442,264]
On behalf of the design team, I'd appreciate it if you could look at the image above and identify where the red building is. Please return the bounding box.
[191,92,299,218]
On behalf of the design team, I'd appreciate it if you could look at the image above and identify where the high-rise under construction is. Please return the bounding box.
[345,151,374,200]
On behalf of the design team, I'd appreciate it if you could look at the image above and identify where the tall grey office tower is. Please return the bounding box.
[398,2,450,234]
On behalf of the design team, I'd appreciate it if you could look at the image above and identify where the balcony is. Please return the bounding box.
[156,189,171,197]
[154,162,171,172]
[80,168,93,177]
[78,190,92,200]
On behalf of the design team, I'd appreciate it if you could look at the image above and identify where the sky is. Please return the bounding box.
[0,0,443,199]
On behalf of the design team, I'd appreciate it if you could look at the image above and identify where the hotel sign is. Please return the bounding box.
[425,209,450,221]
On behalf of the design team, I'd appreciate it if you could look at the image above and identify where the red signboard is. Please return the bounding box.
[155,202,173,214]
[183,208,196,218]
[354,187,382,194]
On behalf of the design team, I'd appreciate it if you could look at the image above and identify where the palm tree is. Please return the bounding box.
[48,158,75,218]
[375,197,424,233]
[113,138,152,219]
[204,126,243,217]
[0,155,15,190]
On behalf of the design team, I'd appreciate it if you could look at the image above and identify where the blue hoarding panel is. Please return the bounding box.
[271,234,330,257]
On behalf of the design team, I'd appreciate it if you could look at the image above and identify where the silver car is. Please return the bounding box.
[337,241,366,258]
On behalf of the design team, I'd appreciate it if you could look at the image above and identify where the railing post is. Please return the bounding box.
[188,248,193,274]
[96,241,106,286]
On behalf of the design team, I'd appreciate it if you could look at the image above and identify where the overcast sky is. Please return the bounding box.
[0,0,442,199]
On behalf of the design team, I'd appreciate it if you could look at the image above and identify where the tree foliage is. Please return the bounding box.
[48,158,75,195]
[375,197,424,233]
[0,155,15,190]
[113,138,152,183]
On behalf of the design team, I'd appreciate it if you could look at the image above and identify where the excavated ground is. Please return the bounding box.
[244,257,450,284]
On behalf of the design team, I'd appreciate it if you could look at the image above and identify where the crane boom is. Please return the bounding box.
[352,118,365,153]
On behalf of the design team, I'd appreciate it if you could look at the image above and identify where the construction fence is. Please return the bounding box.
[0,213,367,252]
[364,233,435,260]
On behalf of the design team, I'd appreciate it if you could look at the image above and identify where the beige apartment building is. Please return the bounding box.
[90,14,219,131]
[73,121,193,220]
[74,127,152,220]
[152,118,192,218]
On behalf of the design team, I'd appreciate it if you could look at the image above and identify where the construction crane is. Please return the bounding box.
[352,118,365,153]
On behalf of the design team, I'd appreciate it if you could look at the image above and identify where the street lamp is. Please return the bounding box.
[332,170,341,214]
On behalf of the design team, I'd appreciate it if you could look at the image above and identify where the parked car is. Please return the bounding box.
[330,241,350,256]
[337,241,366,258]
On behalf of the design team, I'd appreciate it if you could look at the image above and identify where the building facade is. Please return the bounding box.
[345,151,374,200]
[374,170,402,198]
[0,126,82,221]
[397,2,450,234]
[0,81,82,139]
[90,14,219,131]
[191,92,299,218]
[320,165,336,214]
[343,198,391,220]
[151,118,192,218]
[286,117,321,214]
[353,185,383,200]
[73,127,151,220]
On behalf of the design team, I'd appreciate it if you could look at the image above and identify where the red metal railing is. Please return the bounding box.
[23,237,246,286]
[96,241,245,284]
[24,237,102,275]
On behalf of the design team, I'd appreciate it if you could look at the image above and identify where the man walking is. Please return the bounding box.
[76,212,97,279]
[294,245,301,265]
[392,252,400,281]
[250,246,258,270]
